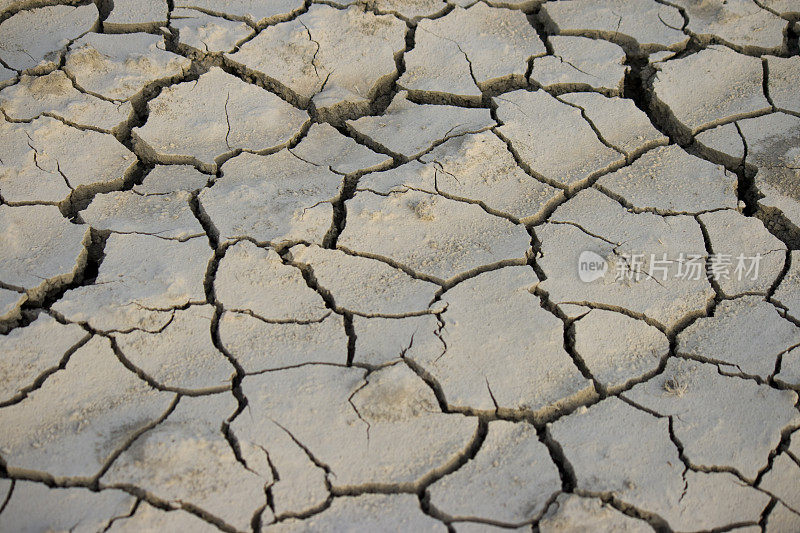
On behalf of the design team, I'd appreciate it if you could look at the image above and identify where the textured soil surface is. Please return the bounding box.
[1,0,800,531]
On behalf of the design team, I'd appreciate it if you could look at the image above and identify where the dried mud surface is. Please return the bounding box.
[1,0,800,531]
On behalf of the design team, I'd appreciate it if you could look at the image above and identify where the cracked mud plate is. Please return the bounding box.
[1,0,800,531]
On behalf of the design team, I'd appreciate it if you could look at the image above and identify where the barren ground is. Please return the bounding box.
[1,0,800,531]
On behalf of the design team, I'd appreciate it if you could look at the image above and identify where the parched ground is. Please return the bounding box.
[1,0,800,531]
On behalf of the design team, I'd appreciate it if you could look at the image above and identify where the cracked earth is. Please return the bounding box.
[1,0,800,531]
